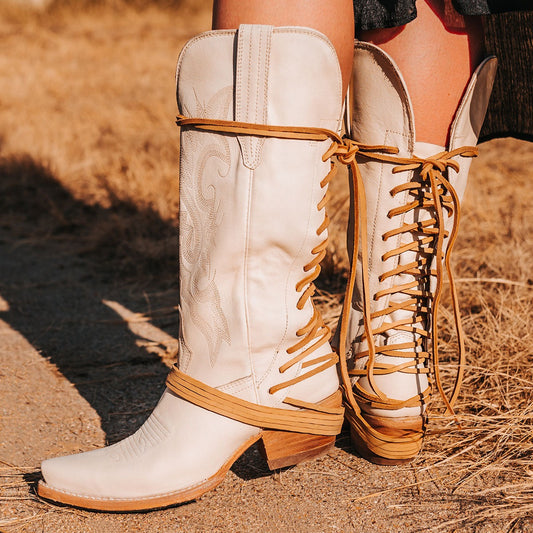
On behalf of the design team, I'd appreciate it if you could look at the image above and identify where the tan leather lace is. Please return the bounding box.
[173,113,472,436]
[171,113,364,434]
[166,367,344,435]
[270,155,335,395]
[338,147,477,420]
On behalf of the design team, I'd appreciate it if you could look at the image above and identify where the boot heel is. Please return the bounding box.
[259,430,336,470]
[350,413,424,466]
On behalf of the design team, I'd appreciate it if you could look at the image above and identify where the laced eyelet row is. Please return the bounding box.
[340,146,478,415]
[269,157,339,395]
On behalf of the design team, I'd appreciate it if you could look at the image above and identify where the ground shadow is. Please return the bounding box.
[0,151,180,445]
[0,151,352,484]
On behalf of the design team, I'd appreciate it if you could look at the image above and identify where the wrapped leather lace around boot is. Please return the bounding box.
[173,114,476,451]
[171,114,474,450]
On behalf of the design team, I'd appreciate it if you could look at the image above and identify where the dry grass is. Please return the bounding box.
[0,1,211,278]
[324,143,533,530]
[1,2,532,531]
[412,139,533,531]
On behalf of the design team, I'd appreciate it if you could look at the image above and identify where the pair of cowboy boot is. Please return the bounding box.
[37,25,496,510]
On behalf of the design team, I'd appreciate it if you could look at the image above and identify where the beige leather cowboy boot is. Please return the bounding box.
[337,41,497,464]
[37,25,346,511]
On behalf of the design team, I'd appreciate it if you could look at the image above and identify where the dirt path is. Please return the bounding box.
[0,220,420,532]
[0,233,455,532]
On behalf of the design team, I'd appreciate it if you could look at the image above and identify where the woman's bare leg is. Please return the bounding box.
[213,0,354,96]
[360,0,484,145]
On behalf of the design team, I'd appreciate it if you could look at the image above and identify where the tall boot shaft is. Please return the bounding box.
[177,26,343,407]
[338,41,497,463]
[346,42,497,344]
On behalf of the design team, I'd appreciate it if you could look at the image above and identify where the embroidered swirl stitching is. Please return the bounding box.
[179,87,233,368]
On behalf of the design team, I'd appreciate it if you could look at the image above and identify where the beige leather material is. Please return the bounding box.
[342,42,424,417]
[449,56,499,151]
[39,25,344,506]
[347,42,415,335]
[41,389,260,500]
[176,26,343,410]
[448,56,498,202]
[338,41,497,462]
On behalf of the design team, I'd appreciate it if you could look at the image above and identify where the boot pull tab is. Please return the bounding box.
[235,24,273,170]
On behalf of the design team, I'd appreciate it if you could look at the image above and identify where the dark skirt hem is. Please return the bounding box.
[354,0,532,32]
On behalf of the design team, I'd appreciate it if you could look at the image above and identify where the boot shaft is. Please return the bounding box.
[346,42,497,350]
[335,41,497,463]
[176,26,344,404]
